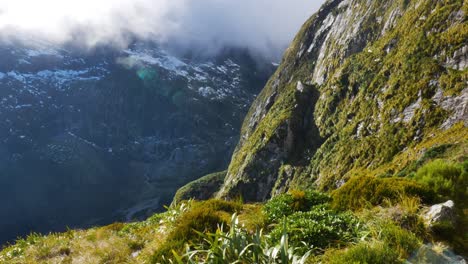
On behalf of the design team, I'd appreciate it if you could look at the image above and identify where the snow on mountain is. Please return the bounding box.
[0,40,275,245]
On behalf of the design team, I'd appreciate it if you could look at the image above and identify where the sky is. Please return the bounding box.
[0,0,325,58]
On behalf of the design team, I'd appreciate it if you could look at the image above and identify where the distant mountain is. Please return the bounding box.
[0,38,274,244]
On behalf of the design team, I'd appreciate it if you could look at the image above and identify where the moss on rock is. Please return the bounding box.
[172,171,227,204]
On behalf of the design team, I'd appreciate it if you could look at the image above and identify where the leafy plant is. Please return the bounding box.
[264,190,330,222]
[151,200,242,262]
[172,214,311,264]
[269,206,363,254]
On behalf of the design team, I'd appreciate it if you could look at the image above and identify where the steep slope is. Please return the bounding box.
[0,39,274,244]
[217,0,467,201]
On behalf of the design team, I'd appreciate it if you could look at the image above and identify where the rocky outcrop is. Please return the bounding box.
[445,45,468,71]
[217,0,468,201]
[432,88,468,130]
[217,82,322,201]
[424,200,456,228]
[172,171,227,204]
[407,243,466,264]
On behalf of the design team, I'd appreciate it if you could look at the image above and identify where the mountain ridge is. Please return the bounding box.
[216,0,467,201]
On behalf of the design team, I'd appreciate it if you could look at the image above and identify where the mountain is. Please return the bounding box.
[0,38,274,244]
[216,0,467,201]
[0,0,467,263]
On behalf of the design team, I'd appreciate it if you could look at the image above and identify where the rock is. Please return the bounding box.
[296,81,305,92]
[445,45,468,70]
[436,88,468,130]
[424,200,456,227]
[172,171,226,204]
[402,97,422,123]
[407,243,466,264]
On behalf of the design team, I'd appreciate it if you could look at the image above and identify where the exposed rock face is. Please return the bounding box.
[0,39,274,244]
[433,88,468,130]
[445,45,468,70]
[424,200,456,228]
[217,0,468,201]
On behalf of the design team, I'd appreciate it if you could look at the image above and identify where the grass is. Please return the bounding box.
[151,199,242,262]
[0,184,462,263]
[331,175,435,210]
[323,241,401,264]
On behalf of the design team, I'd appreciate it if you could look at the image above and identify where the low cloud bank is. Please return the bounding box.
[0,0,324,58]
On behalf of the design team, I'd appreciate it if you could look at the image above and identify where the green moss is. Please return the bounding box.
[172,171,227,204]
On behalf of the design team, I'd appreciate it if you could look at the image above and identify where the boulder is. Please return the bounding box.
[407,243,466,264]
[424,200,456,227]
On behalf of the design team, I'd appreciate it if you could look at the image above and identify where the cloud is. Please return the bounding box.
[0,0,324,59]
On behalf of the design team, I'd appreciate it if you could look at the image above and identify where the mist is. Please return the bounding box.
[0,0,325,59]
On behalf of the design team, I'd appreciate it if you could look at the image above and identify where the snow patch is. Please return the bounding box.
[198,87,216,97]
[15,104,32,109]
[123,49,189,77]
[25,49,63,58]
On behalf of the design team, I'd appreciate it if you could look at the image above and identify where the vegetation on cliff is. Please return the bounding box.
[1,0,467,263]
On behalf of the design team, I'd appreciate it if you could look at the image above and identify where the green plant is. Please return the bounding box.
[172,214,311,264]
[376,222,421,258]
[324,241,401,264]
[332,176,435,210]
[413,159,467,204]
[151,199,242,262]
[269,206,363,254]
[396,144,454,177]
[264,190,330,222]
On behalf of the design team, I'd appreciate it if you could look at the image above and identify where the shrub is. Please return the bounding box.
[413,160,467,204]
[332,176,435,210]
[199,199,243,213]
[324,241,401,264]
[396,144,454,177]
[264,190,330,222]
[376,222,420,258]
[269,206,362,254]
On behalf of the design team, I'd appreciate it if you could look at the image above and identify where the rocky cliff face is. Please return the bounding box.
[217,0,467,201]
[0,39,274,244]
